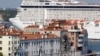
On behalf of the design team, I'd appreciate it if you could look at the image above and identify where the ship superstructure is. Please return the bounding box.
[17,0,100,22]
[9,0,100,39]
[10,0,100,30]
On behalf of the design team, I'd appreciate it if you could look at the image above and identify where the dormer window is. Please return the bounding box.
[25,37,27,39]
[50,32,52,33]
[45,32,47,34]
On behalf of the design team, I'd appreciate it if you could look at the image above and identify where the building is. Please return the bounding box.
[19,33,60,56]
[19,20,88,56]
[58,20,88,56]
[0,14,3,21]
[0,27,20,56]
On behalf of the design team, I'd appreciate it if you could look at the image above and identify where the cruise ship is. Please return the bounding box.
[9,0,100,39]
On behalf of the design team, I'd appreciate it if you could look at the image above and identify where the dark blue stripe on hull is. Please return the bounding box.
[21,6,100,8]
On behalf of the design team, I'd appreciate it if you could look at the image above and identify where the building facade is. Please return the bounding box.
[0,27,20,56]
[19,33,60,56]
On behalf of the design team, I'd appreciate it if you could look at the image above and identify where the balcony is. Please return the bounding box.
[78,44,83,47]
[79,34,84,37]
[68,29,82,32]
[78,39,82,42]
[70,46,74,51]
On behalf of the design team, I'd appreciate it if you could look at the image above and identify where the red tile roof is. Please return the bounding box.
[20,33,59,40]
[25,25,39,28]
[95,20,100,23]
[0,28,20,36]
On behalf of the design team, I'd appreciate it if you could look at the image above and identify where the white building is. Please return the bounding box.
[19,33,60,56]
[0,28,20,56]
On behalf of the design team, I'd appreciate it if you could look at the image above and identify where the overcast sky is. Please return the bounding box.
[0,0,100,8]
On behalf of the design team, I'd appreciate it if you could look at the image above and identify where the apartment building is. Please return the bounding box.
[20,20,88,56]
[19,32,60,56]
[0,27,20,56]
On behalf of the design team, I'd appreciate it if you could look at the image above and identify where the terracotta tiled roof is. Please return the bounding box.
[43,20,86,31]
[95,20,100,23]
[25,25,39,28]
[0,28,20,36]
[20,33,59,40]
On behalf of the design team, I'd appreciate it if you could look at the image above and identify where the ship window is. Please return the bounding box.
[95,23,99,27]
[24,8,27,11]
[45,3,49,5]
[39,0,44,2]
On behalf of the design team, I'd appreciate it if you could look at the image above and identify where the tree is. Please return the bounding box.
[0,52,3,56]
[0,8,17,21]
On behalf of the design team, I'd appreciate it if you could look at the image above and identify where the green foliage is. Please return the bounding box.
[0,8,17,21]
[0,52,3,56]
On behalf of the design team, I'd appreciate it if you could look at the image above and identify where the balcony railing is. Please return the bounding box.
[78,44,83,47]
[79,34,84,37]
[68,29,82,32]
[78,39,82,42]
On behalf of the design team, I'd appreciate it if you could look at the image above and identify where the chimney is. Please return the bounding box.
[10,29,13,32]
[41,35,44,39]
[45,33,48,38]
[6,31,8,35]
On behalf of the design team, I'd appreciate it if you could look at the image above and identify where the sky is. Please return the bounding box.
[0,0,100,8]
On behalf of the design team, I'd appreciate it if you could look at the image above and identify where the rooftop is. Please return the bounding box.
[20,33,59,40]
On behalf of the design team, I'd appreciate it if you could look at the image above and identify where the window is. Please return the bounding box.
[24,8,27,11]
[0,41,2,44]
[50,31,52,33]
[95,23,99,27]
[32,42,34,46]
[45,3,49,5]
[8,41,10,45]
[0,47,2,50]
[25,52,28,56]
[77,47,82,51]
[72,37,74,40]
[18,41,20,44]
[56,40,58,44]
[14,41,17,44]
[79,42,83,44]
[8,53,11,56]
[9,37,10,39]
[71,32,74,35]
[24,42,29,48]
[8,47,10,51]
[56,49,58,53]
[50,40,54,47]
[0,36,2,38]
[14,47,17,50]
[12,41,13,44]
